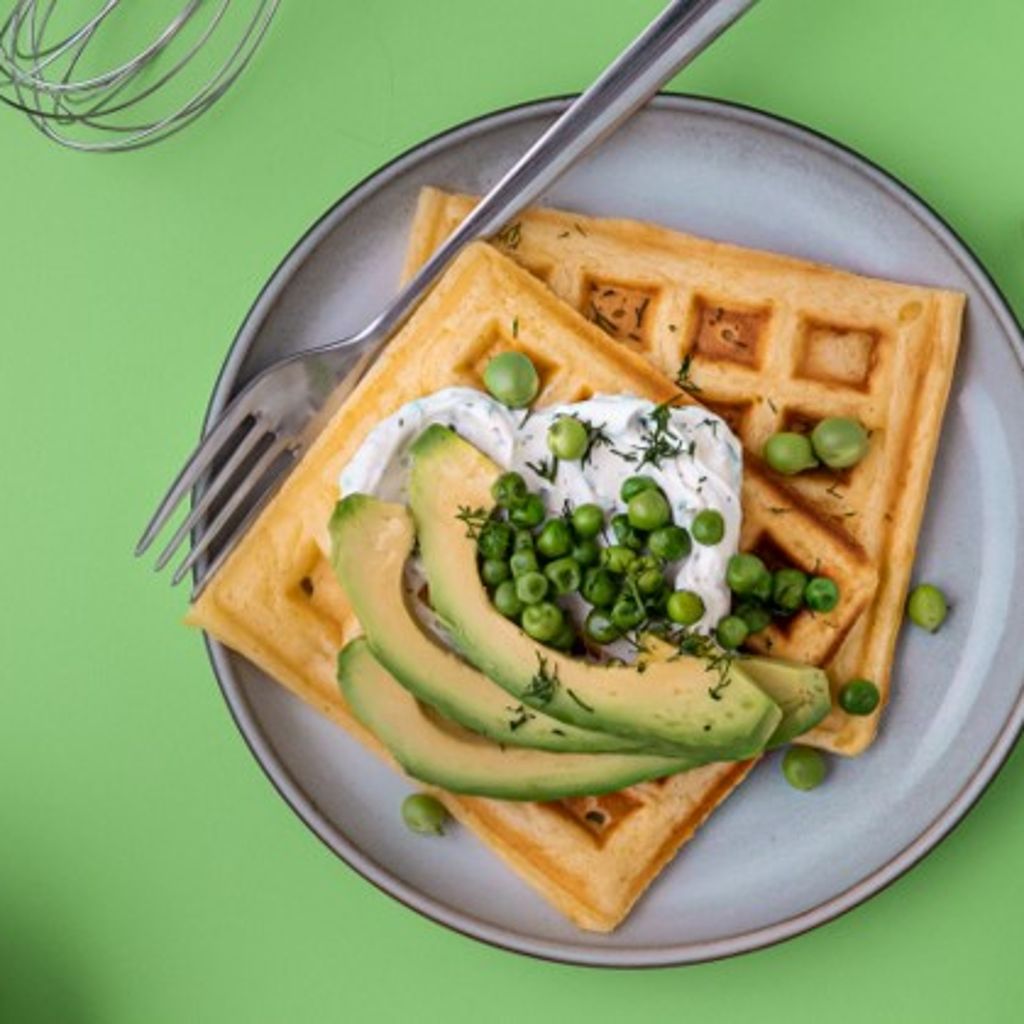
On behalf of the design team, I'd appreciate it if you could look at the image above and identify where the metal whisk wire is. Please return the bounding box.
[0,0,279,151]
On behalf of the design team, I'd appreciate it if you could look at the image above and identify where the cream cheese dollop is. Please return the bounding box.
[340,387,743,633]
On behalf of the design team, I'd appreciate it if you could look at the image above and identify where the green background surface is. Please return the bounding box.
[3,1,1023,1020]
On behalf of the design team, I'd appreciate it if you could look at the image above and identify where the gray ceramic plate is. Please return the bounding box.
[202,95,1024,967]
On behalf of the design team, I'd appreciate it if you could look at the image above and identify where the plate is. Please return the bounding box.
[200,95,1024,966]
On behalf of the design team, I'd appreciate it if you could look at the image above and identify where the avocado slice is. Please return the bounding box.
[639,637,831,749]
[329,493,645,754]
[408,425,782,761]
[742,656,832,749]
[338,639,699,800]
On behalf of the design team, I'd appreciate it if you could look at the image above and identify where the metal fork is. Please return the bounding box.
[136,0,758,593]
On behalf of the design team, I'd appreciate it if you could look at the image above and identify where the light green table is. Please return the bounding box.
[3,1,1023,1020]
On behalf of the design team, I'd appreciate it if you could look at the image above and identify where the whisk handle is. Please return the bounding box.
[356,0,757,345]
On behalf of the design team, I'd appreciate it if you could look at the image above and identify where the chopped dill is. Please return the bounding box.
[524,653,559,706]
[507,705,535,732]
[566,688,595,713]
[526,456,559,483]
[512,316,520,338]
[675,353,702,394]
[455,505,490,539]
[579,418,613,467]
[495,221,522,249]
[627,400,687,470]
[590,304,618,334]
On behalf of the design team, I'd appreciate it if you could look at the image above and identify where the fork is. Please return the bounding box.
[136,0,758,593]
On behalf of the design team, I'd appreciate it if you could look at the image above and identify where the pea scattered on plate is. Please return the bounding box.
[907,583,948,632]
[401,793,448,835]
[782,746,827,791]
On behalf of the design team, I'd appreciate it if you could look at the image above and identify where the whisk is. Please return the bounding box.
[0,0,279,152]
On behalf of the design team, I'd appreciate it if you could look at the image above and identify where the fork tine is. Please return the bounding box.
[134,398,256,557]
[170,436,292,587]
[152,419,268,572]
[188,446,301,599]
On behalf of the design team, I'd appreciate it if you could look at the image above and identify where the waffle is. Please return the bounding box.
[189,243,868,931]
[404,189,964,753]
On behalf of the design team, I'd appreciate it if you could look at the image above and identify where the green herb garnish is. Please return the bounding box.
[496,221,522,249]
[455,505,490,539]
[675,353,702,394]
[526,456,559,483]
[590,304,618,335]
[524,653,560,706]
[566,688,595,713]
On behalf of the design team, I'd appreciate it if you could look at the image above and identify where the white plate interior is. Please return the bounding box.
[205,97,1024,966]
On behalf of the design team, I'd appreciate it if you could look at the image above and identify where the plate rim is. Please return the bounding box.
[198,92,1024,968]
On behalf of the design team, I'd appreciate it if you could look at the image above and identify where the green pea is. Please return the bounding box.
[521,601,564,642]
[751,570,773,602]
[547,416,588,460]
[600,545,638,575]
[726,553,769,595]
[571,503,604,539]
[585,608,621,644]
[715,615,749,650]
[811,417,870,470]
[838,678,881,716]
[549,620,577,651]
[734,599,772,634]
[491,471,528,509]
[513,528,535,552]
[545,556,582,595]
[691,509,725,546]
[480,558,511,587]
[627,489,671,531]
[572,538,601,568]
[536,518,573,559]
[763,432,819,475]
[781,746,827,791]
[620,475,659,503]
[477,520,512,560]
[648,525,691,561]
[482,351,539,408]
[401,793,448,835]
[773,568,808,614]
[611,596,645,631]
[509,549,539,578]
[635,567,665,596]
[493,580,523,618]
[609,513,644,551]
[667,590,705,625]
[805,576,840,612]
[510,493,545,528]
[515,571,549,605]
[907,583,948,633]
[582,567,619,607]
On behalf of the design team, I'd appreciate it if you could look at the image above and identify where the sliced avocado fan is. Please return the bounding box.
[408,425,782,762]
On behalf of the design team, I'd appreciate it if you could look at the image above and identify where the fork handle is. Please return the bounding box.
[355,0,758,345]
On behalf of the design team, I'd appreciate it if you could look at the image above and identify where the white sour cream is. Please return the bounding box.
[340,387,743,634]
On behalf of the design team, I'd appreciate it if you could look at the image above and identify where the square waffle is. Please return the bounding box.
[188,242,865,931]
[404,190,964,753]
